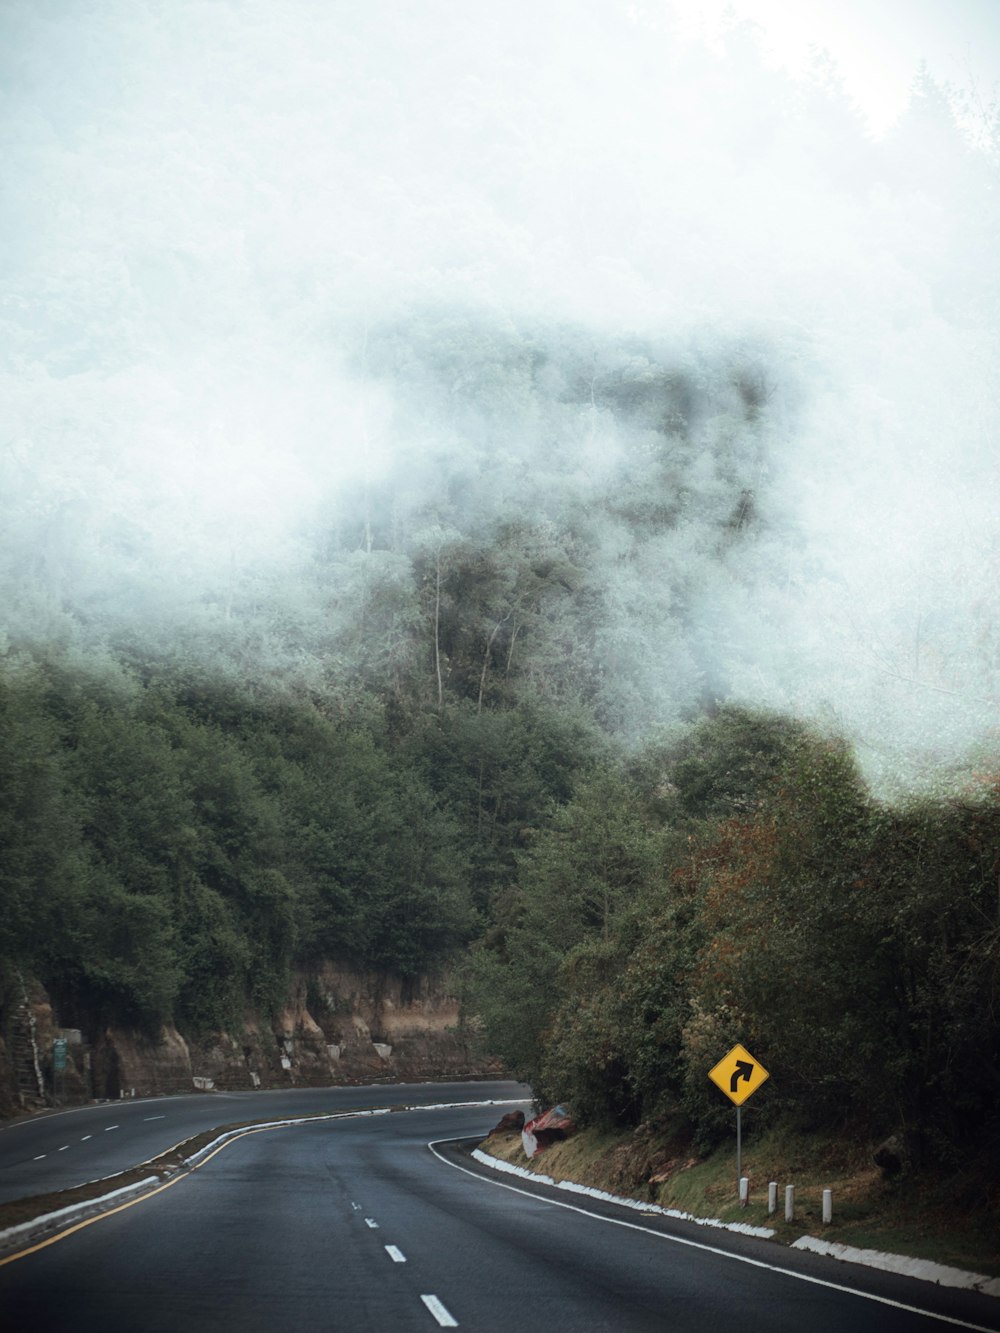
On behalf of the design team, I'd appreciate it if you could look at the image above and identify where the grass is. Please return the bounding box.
[479,1121,1000,1279]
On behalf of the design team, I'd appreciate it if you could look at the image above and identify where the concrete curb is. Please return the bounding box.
[471,1148,1000,1299]
[791,1235,1000,1299]
[0,1176,161,1251]
[471,1149,776,1238]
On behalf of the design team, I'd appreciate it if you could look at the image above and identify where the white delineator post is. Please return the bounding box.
[768,1181,777,1215]
[739,1177,749,1208]
[785,1185,795,1222]
[822,1189,833,1224]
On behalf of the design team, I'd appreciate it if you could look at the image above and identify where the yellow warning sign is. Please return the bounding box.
[708,1044,769,1106]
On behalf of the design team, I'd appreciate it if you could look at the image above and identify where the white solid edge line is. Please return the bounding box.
[426,1139,997,1333]
[0,1094,173,1135]
[791,1235,1000,1297]
[420,1293,459,1327]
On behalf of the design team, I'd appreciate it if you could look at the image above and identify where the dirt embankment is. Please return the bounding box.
[0,963,500,1117]
[478,1119,1000,1281]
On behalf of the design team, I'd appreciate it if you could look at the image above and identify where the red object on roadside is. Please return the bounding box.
[521,1104,574,1157]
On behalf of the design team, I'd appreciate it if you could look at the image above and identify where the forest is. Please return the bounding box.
[3,632,998,1166]
[1,1,999,1173]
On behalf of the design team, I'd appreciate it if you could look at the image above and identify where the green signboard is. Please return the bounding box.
[52,1037,68,1073]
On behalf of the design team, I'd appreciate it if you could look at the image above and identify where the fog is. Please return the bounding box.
[2,0,999,792]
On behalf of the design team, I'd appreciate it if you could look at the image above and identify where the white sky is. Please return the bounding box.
[669,0,1000,133]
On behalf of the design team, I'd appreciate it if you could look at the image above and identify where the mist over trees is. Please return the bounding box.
[2,0,998,789]
[1,3,999,1161]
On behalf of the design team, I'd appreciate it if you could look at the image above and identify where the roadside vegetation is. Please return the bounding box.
[1,27,998,1243]
[3,621,998,1223]
[480,1118,1000,1279]
[466,708,1000,1198]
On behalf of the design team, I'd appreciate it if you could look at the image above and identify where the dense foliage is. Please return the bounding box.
[1,6,998,1172]
[466,710,1000,1162]
[3,614,997,1164]
[0,646,603,1035]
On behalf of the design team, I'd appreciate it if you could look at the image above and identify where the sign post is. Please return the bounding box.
[708,1044,769,1193]
[52,1037,67,1105]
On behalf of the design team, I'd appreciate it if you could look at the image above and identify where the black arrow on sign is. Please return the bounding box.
[730,1060,754,1092]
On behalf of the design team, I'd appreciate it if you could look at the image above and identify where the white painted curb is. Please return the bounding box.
[472,1147,1000,1300]
[791,1235,1000,1299]
[471,1148,776,1238]
[0,1176,160,1249]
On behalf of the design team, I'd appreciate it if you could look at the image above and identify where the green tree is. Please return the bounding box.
[465,766,664,1097]
[0,656,84,966]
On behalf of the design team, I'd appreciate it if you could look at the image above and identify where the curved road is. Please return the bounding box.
[0,1081,529,1205]
[1,1098,998,1331]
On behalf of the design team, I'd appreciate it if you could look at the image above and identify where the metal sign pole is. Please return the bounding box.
[707,1044,769,1199]
[736,1105,742,1192]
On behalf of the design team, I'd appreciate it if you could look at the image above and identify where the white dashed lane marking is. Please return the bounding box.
[365,1218,379,1229]
[384,1245,406,1263]
[421,1294,459,1327]
[103,1125,119,1132]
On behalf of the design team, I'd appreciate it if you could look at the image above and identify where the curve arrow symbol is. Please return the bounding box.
[730,1060,754,1092]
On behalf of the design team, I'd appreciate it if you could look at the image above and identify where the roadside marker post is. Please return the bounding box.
[52,1037,67,1105]
[707,1044,769,1194]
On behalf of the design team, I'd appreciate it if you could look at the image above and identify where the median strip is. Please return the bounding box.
[0,1177,160,1256]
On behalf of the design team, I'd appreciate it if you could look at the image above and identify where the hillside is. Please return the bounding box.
[1,3,998,1223]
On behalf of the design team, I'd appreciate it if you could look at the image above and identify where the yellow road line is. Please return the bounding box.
[0,1123,280,1267]
[0,1100,498,1268]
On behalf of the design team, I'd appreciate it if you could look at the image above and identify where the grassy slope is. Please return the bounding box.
[479,1122,1000,1279]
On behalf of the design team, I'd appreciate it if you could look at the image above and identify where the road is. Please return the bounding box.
[0,1081,529,1205]
[1,1099,998,1331]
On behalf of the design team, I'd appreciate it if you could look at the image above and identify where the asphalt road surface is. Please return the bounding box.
[2,1099,998,1332]
[0,1081,530,1205]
